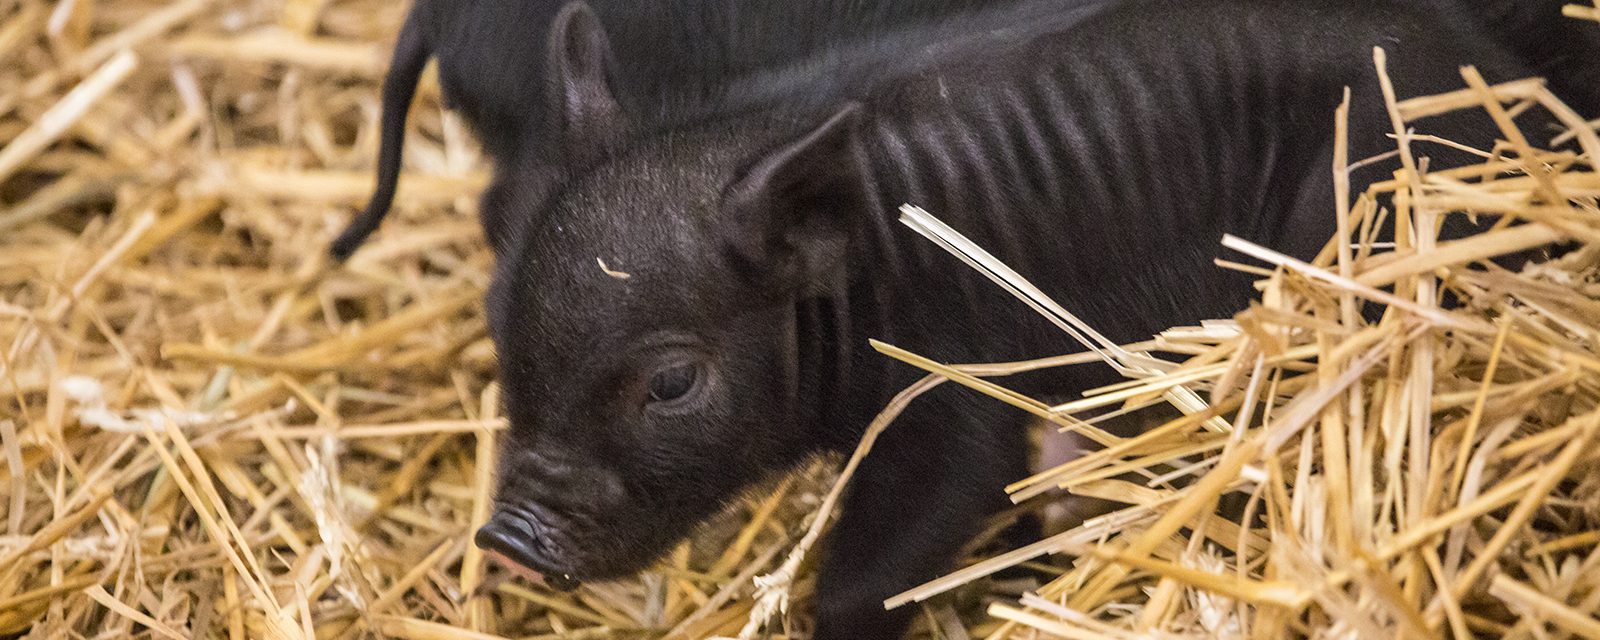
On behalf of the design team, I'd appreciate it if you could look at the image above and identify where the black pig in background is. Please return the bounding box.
[469,0,1597,637]
[1444,0,1600,111]
[328,0,1109,258]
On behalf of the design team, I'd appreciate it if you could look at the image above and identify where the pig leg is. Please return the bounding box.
[813,392,1030,640]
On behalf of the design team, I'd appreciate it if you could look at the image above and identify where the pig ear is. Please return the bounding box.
[722,103,866,288]
[546,1,630,163]
[479,164,562,256]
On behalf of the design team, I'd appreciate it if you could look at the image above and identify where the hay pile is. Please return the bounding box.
[869,50,1600,640]
[4,0,1600,639]
[0,0,850,638]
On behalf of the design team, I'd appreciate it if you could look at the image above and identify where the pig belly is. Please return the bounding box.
[1030,405,1181,532]
[1030,421,1111,532]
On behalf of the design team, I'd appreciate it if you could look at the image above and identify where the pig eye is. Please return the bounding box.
[647,362,700,403]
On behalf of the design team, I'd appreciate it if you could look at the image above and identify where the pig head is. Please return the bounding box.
[473,5,863,585]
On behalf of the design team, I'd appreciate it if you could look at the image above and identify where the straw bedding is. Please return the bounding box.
[1,0,1598,638]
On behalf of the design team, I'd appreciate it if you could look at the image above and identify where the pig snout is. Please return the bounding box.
[501,443,628,511]
[476,510,582,591]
